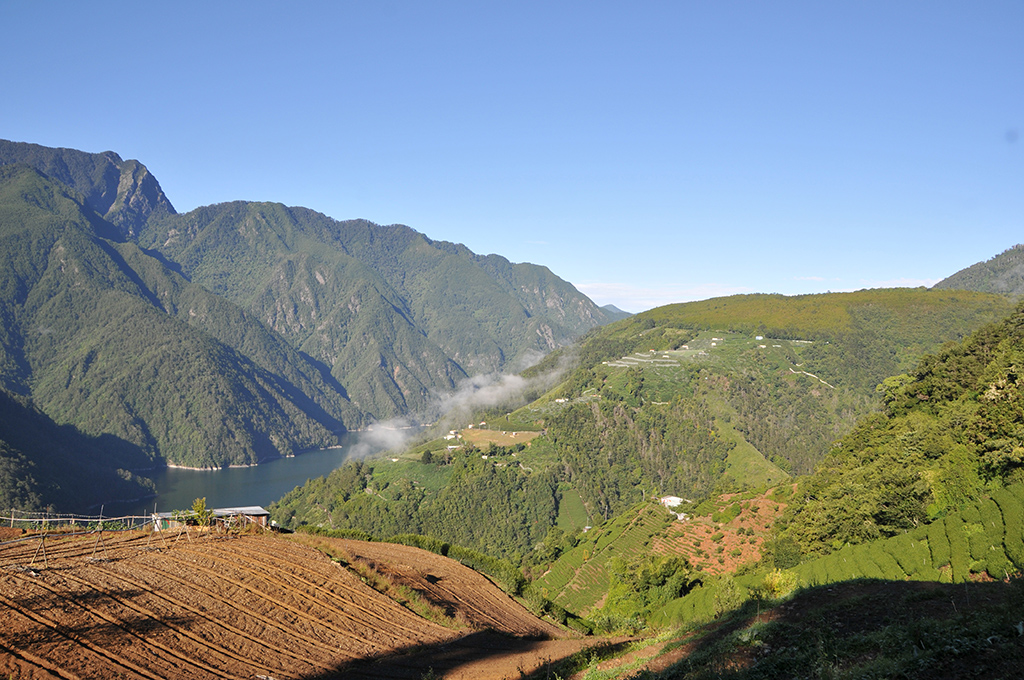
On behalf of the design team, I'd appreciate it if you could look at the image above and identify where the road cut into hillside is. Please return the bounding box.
[0,530,600,679]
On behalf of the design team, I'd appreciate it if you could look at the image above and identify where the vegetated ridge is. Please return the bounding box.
[272,288,1013,566]
[0,139,615,510]
[532,300,1024,678]
[934,243,1024,297]
[0,164,358,491]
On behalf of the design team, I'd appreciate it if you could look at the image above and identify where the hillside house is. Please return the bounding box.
[152,505,270,532]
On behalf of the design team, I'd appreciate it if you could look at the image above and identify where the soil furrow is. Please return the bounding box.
[176,542,444,641]
[199,539,452,638]
[7,571,248,680]
[0,532,149,565]
[329,538,564,637]
[0,637,77,679]
[123,559,351,664]
[61,569,296,679]
[0,589,158,680]
[92,562,331,675]
[159,550,394,654]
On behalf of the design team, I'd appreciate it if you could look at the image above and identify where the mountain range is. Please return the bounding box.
[0,139,616,509]
[4,138,1024,677]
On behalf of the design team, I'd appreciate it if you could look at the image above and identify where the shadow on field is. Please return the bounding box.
[647,578,1024,680]
[300,629,631,680]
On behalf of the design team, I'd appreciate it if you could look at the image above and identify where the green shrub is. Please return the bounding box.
[298,525,374,541]
[566,616,593,635]
[447,545,526,595]
[961,504,982,525]
[852,545,885,579]
[833,546,861,581]
[868,543,905,579]
[758,569,798,600]
[967,524,991,562]
[910,565,943,581]
[985,545,1013,579]
[979,498,1004,546]
[791,561,815,588]
[809,558,829,586]
[945,514,970,582]
[653,583,719,626]
[712,502,742,523]
[902,537,933,577]
[387,533,450,556]
[992,487,1024,568]
[927,519,950,568]
[884,535,915,574]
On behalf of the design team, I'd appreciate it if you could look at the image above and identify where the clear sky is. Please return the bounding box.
[2,2,1021,312]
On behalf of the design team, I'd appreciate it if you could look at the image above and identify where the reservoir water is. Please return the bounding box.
[107,430,387,518]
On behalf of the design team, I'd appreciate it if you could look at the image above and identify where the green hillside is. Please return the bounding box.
[934,243,1024,296]
[0,139,174,238]
[656,483,1024,629]
[272,289,1013,575]
[0,386,155,511]
[778,300,1024,558]
[524,289,1012,516]
[0,139,619,510]
[0,164,359,485]
[138,201,615,418]
[534,503,678,616]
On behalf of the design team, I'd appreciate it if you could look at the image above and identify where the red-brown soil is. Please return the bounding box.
[0,530,602,679]
[316,536,564,638]
[653,489,788,574]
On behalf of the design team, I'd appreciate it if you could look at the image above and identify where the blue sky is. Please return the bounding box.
[2,2,1021,312]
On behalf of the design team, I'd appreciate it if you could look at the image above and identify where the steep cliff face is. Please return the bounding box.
[0,139,175,238]
[104,159,174,237]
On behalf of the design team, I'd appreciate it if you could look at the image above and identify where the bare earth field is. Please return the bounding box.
[0,530,600,679]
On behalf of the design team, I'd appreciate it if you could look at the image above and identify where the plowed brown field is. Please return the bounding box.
[0,530,600,679]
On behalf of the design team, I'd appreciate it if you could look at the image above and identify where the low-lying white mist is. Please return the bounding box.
[348,361,569,460]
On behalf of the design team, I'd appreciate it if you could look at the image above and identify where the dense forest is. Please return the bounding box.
[138,200,615,418]
[778,301,1024,557]
[0,164,356,471]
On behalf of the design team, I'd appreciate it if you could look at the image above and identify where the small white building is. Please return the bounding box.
[659,496,692,521]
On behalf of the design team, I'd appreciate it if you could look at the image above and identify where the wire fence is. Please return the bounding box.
[1,508,158,553]
[1,506,272,558]
[4,509,154,533]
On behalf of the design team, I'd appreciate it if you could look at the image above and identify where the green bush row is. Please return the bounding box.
[991,487,1024,567]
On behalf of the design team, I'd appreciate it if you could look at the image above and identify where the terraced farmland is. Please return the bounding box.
[536,504,675,615]
[0,530,597,679]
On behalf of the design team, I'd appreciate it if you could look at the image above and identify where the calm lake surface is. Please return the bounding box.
[107,431,387,517]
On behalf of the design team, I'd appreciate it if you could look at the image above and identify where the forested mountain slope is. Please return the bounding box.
[138,201,613,417]
[0,139,175,238]
[934,243,1024,296]
[0,139,614,421]
[0,139,616,510]
[0,163,360,481]
[0,386,155,510]
[273,289,1014,566]
[778,300,1024,557]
